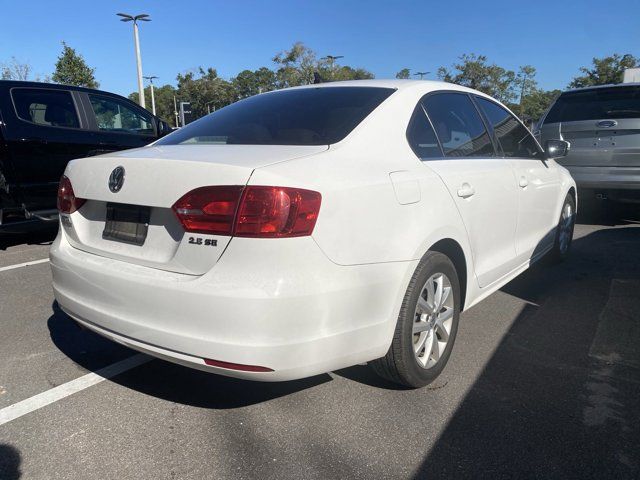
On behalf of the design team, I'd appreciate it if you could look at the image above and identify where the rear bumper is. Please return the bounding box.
[564,165,640,190]
[50,231,413,381]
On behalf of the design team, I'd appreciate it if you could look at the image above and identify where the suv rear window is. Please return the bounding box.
[545,86,640,123]
[156,87,395,146]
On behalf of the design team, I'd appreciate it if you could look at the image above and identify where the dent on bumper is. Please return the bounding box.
[50,232,414,381]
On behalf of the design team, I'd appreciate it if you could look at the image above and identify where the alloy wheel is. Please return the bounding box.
[413,273,454,369]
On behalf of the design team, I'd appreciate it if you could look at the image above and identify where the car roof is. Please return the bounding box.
[0,79,114,96]
[563,82,640,94]
[284,79,495,99]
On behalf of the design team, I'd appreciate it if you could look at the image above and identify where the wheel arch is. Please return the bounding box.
[428,238,468,312]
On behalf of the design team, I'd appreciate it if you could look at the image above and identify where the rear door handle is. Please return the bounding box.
[519,177,529,188]
[457,183,475,198]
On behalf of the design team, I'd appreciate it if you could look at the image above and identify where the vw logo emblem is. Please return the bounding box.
[108,166,125,193]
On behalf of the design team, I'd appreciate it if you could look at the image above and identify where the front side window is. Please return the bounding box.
[544,86,640,123]
[476,97,543,159]
[12,88,79,128]
[156,87,395,146]
[88,94,154,135]
[422,93,494,157]
[406,104,442,159]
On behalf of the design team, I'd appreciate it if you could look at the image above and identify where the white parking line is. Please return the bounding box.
[0,258,50,273]
[0,353,151,426]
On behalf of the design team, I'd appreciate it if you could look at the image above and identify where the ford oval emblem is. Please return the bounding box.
[108,166,125,193]
[596,120,617,128]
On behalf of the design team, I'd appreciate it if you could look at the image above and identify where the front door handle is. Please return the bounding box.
[519,177,529,188]
[457,183,475,198]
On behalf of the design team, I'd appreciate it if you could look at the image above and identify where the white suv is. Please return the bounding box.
[51,80,576,388]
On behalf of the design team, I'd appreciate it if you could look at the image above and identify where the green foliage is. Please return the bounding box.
[569,53,639,88]
[395,68,411,79]
[232,67,277,98]
[176,67,236,118]
[438,53,516,103]
[129,84,178,125]
[51,42,99,88]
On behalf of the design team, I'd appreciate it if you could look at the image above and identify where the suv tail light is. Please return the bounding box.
[172,186,321,238]
[57,175,86,214]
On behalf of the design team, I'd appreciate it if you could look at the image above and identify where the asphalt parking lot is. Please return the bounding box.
[1,206,639,480]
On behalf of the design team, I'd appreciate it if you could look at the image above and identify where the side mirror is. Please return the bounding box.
[157,120,173,138]
[545,139,570,159]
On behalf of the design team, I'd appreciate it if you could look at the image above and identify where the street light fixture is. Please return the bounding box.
[321,55,344,70]
[117,12,151,109]
[143,75,158,115]
[413,71,430,80]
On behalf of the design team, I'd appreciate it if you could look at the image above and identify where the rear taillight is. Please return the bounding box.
[172,186,321,238]
[57,175,86,214]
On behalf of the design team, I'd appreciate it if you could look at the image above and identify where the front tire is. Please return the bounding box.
[551,193,576,262]
[371,251,460,388]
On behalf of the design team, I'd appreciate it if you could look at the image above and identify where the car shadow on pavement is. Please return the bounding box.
[0,443,21,480]
[47,304,332,410]
[413,224,640,479]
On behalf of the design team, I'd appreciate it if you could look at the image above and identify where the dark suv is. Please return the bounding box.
[0,80,172,233]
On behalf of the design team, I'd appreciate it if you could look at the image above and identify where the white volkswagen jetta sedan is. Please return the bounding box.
[51,80,576,388]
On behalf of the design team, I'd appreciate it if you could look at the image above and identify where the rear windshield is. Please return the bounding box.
[156,86,395,146]
[545,86,640,123]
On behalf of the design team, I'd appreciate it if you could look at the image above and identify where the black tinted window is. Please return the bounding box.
[545,86,640,123]
[477,97,543,159]
[156,87,395,146]
[406,104,442,159]
[422,93,494,157]
[88,94,154,135]
[12,88,79,128]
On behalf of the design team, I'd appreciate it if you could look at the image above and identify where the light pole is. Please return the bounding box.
[117,13,151,109]
[321,55,344,80]
[143,75,158,115]
[413,71,430,80]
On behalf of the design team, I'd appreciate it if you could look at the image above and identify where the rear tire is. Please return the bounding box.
[371,251,460,388]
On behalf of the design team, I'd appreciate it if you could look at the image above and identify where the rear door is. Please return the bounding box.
[3,87,92,212]
[80,92,158,155]
[415,92,519,288]
[540,85,640,168]
[476,96,561,261]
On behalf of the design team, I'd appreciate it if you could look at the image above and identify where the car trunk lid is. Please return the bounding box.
[62,144,327,275]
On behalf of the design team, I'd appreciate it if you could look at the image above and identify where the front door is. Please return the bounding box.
[475,96,561,261]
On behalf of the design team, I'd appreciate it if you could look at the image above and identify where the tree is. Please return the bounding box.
[272,42,319,87]
[1,57,31,80]
[52,42,99,88]
[232,67,277,98]
[129,84,178,125]
[438,53,516,103]
[176,67,235,118]
[395,68,411,79]
[569,53,638,88]
[516,65,536,117]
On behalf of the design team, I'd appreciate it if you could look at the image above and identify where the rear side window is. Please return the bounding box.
[476,97,543,159]
[422,93,495,157]
[11,88,79,128]
[88,94,154,135]
[545,86,640,123]
[156,87,395,146]
[406,104,442,159]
